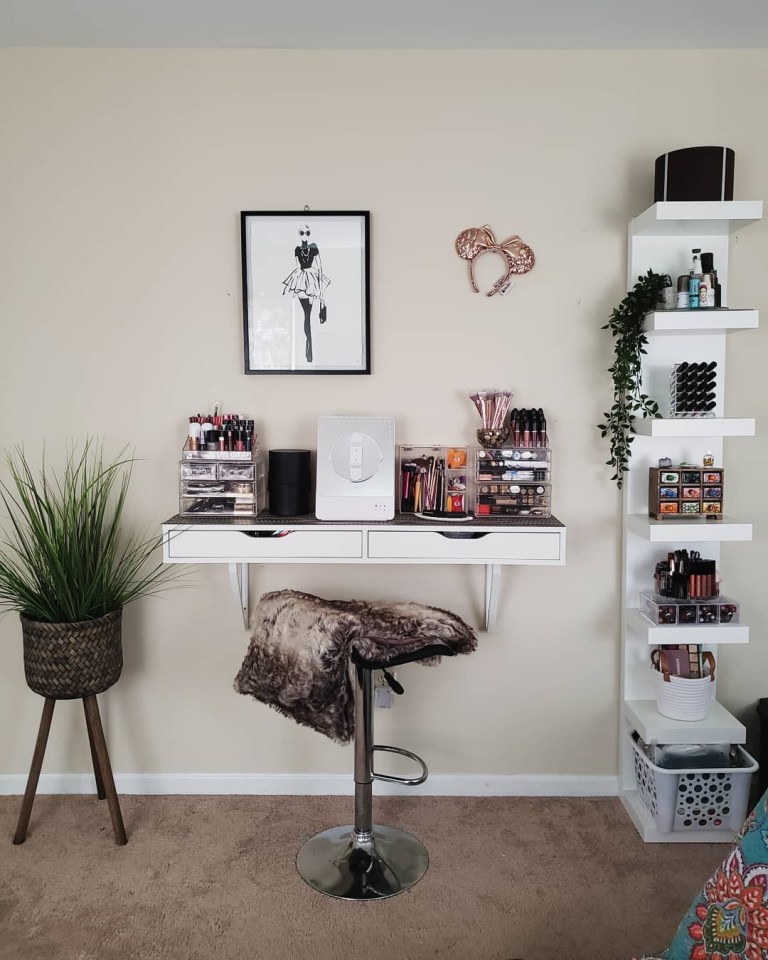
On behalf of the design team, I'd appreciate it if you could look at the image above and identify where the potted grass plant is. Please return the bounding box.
[0,440,179,699]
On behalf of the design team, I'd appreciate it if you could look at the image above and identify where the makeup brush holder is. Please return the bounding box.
[399,445,470,514]
[476,427,509,448]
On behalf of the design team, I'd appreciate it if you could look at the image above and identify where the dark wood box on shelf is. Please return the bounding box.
[648,466,724,520]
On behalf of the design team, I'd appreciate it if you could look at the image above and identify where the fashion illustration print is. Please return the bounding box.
[282,223,330,363]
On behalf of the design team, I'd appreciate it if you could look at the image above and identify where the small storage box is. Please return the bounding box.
[178,453,266,516]
[180,497,257,516]
[631,733,757,834]
[181,440,253,461]
[640,592,739,625]
[649,466,724,520]
[180,462,218,481]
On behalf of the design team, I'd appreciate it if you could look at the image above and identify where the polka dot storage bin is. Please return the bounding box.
[630,734,758,834]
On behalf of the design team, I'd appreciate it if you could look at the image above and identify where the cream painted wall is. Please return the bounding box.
[0,49,766,783]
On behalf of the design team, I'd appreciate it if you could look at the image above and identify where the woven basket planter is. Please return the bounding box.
[21,609,123,699]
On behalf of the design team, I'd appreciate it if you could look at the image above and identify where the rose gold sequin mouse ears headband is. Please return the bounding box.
[455,225,535,297]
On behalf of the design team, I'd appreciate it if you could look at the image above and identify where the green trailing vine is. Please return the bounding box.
[597,269,671,489]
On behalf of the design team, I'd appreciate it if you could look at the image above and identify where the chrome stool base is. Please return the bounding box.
[296,824,428,901]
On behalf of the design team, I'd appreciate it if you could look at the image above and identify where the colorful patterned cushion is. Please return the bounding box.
[641,789,768,960]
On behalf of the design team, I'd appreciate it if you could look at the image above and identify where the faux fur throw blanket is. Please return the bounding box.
[234,590,477,743]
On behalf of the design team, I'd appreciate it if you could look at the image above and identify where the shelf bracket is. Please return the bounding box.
[227,559,501,632]
[228,563,250,630]
[484,564,502,632]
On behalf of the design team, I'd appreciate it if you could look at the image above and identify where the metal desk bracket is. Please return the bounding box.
[484,564,501,632]
[229,563,249,629]
[228,562,501,632]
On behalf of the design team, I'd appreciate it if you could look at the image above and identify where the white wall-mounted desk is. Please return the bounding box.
[162,513,566,631]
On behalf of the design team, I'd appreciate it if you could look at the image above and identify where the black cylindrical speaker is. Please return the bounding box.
[268,449,312,516]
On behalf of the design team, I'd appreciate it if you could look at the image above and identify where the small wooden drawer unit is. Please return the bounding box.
[649,466,724,520]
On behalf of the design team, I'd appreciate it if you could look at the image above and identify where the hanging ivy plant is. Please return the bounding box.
[597,269,671,489]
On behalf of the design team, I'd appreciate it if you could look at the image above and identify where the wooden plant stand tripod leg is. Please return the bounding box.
[13,698,55,845]
[82,696,127,845]
[83,699,106,800]
[13,695,127,846]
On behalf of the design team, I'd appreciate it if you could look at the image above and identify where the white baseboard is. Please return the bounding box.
[0,772,618,797]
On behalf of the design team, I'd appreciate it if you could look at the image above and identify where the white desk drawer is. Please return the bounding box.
[167,529,363,561]
[367,530,562,562]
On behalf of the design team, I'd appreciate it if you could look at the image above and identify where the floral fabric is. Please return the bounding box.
[645,790,768,960]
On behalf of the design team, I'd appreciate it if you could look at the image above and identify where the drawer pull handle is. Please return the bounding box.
[437,531,489,540]
[241,530,291,539]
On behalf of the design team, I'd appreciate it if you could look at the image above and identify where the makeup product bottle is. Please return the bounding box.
[700,252,719,308]
[689,249,702,309]
[188,417,202,451]
[676,274,690,309]
[699,272,712,309]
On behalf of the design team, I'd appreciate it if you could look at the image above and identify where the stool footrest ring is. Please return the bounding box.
[372,744,428,786]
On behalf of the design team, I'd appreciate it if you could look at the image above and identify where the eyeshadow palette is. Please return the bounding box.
[648,466,723,520]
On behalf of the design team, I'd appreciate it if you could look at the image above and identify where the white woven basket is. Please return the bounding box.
[651,649,715,722]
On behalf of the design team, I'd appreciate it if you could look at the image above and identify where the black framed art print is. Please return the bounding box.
[241,210,370,374]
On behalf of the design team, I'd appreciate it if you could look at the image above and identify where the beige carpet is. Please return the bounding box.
[0,795,724,960]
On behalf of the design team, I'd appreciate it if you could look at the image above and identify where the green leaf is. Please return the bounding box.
[598,270,666,488]
[0,441,186,622]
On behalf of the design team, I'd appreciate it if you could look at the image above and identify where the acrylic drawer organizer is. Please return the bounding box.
[181,439,255,461]
[398,445,471,514]
[648,466,723,520]
[179,453,266,517]
[640,592,739,625]
[630,733,757,834]
[668,361,718,418]
[474,447,551,518]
